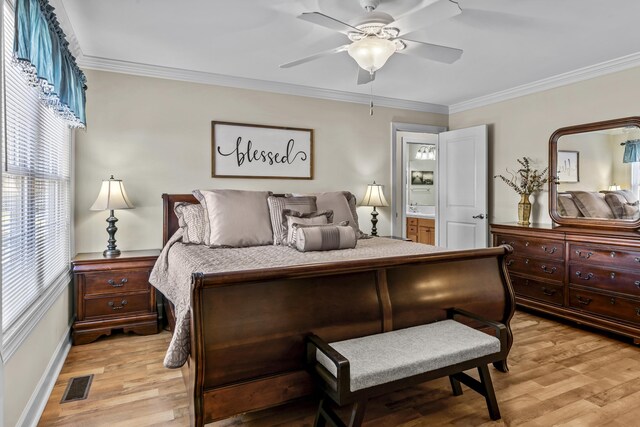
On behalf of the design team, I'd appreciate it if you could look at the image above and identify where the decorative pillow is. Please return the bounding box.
[282,210,333,246]
[293,223,357,252]
[614,189,638,204]
[290,191,366,238]
[267,196,317,245]
[569,191,614,219]
[622,203,640,220]
[557,194,583,218]
[174,202,208,244]
[194,189,273,247]
[604,193,627,219]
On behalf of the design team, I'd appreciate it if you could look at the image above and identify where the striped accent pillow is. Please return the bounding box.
[268,196,318,245]
[293,223,357,252]
[283,210,334,246]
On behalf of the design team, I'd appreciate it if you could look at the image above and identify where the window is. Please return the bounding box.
[632,162,640,201]
[1,3,72,353]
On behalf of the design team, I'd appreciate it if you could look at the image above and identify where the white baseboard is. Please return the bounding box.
[17,324,72,427]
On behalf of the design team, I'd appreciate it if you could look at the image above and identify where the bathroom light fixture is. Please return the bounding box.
[416,145,436,160]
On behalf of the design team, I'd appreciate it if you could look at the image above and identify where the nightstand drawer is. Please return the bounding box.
[84,292,152,318]
[83,270,150,296]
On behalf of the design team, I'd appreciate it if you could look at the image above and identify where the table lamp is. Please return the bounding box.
[90,175,135,257]
[360,181,389,236]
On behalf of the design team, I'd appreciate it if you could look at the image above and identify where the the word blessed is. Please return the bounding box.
[217,136,308,167]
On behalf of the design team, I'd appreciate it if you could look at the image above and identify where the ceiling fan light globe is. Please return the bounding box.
[347,37,395,73]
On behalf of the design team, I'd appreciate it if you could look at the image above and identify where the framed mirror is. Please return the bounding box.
[549,117,640,229]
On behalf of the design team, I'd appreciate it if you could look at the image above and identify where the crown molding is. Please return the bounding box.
[449,51,640,114]
[77,55,449,115]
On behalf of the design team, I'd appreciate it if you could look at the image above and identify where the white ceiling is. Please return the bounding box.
[58,0,640,110]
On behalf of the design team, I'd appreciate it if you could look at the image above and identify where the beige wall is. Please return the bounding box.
[75,70,447,252]
[4,285,72,427]
[450,66,640,224]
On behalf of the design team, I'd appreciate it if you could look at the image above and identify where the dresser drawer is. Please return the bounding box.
[84,292,152,319]
[496,234,564,260]
[511,275,563,306]
[569,288,640,325]
[83,270,150,296]
[506,255,564,282]
[570,244,640,269]
[569,264,640,296]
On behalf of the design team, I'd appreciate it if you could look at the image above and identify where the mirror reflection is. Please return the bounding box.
[556,126,640,221]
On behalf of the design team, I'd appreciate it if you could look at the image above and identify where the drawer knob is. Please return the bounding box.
[575,250,593,259]
[610,251,616,258]
[541,246,557,254]
[506,259,514,267]
[576,296,592,306]
[635,257,640,263]
[610,272,616,280]
[575,271,594,280]
[108,300,128,310]
[541,265,557,274]
[541,287,556,296]
[525,241,530,247]
[610,298,616,305]
[107,278,128,288]
[525,258,530,264]
[636,308,640,316]
[501,240,515,246]
[635,280,640,288]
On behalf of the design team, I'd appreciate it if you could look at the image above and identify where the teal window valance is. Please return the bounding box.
[13,0,87,128]
[623,139,640,163]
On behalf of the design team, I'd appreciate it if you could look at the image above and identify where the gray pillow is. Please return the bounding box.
[174,202,208,245]
[291,191,365,238]
[557,195,583,218]
[569,191,614,219]
[267,196,317,245]
[195,189,273,247]
[294,223,357,252]
[282,210,333,246]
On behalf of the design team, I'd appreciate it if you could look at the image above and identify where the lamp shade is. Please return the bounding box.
[361,181,389,207]
[90,175,134,211]
[347,37,396,73]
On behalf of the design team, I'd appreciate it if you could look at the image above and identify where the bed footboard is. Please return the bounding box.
[187,245,514,426]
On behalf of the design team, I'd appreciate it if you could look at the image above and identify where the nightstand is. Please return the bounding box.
[72,249,161,345]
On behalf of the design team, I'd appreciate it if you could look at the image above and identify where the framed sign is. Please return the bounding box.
[557,150,579,183]
[212,121,313,179]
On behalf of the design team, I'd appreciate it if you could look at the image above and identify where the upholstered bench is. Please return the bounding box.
[305,308,508,427]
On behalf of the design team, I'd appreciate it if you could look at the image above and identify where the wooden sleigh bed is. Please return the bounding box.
[160,194,516,427]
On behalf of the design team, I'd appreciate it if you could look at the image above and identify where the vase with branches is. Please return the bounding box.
[494,157,549,225]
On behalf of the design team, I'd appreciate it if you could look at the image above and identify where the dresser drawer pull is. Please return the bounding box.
[610,272,616,280]
[541,265,557,274]
[506,259,514,266]
[500,240,515,246]
[525,258,530,264]
[576,296,592,305]
[525,241,530,247]
[610,251,616,258]
[541,245,557,254]
[636,308,640,316]
[610,298,616,305]
[541,287,556,296]
[575,271,594,280]
[108,300,128,310]
[575,250,593,259]
[635,280,640,288]
[635,257,640,263]
[107,278,128,288]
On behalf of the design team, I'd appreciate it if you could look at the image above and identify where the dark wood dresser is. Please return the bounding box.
[72,250,160,345]
[491,223,640,344]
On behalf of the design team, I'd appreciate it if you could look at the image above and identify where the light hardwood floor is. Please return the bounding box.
[39,310,640,426]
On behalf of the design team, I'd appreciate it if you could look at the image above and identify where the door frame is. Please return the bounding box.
[390,122,447,238]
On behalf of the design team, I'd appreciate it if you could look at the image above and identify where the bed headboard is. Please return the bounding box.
[162,193,198,245]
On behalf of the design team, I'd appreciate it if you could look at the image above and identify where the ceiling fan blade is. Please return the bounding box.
[399,39,463,64]
[387,0,461,36]
[280,45,349,69]
[357,68,375,85]
[298,12,363,34]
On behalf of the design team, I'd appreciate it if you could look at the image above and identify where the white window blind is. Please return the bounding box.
[2,3,72,336]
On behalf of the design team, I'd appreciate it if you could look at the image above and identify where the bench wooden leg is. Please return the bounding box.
[449,375,463,396]
[478,365,501,420]
[348,400,367,427]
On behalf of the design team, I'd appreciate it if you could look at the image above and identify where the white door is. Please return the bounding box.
[437,125,488,249]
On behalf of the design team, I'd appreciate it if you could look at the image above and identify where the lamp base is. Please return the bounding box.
[370,206,379,237]
[103,210,121,258]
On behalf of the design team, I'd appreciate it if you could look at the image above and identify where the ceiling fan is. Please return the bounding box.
[280,0,464,85]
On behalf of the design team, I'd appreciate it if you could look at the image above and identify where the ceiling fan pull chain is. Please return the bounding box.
[369,76,374,116]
